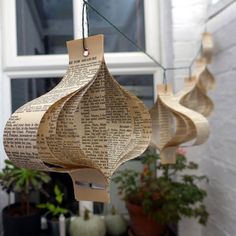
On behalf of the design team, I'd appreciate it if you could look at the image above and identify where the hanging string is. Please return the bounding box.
[163,69,167,85]
[86,1,90,36]
[82,1,90,54]
[82,0,202,83]
[82,0,165,70]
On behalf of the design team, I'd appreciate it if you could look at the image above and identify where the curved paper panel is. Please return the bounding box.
[180,60,215,117]
[195,59,215,92]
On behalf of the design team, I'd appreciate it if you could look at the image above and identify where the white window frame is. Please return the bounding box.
[0,0,170,212]
[2,0,160,73]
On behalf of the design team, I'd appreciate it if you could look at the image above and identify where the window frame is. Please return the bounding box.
[2,0,160,73]
[0,0,164,212]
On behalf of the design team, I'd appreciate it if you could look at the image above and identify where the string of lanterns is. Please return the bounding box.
[2,1,215,202]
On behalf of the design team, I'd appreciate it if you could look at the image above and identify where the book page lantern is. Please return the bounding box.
[180,32,215,117]
[150,84,209,164]
[180,61,215,117]
[3,35,152,202]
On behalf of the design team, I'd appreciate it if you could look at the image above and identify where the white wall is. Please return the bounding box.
[172,0,210,91]
[171,0,209,236]
[172,0,236,236]
[201,1,236,235]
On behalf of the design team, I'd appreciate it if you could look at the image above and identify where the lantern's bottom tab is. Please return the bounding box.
[69,168,110,203]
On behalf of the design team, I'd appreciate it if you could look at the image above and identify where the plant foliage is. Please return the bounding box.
[37,184,68,220]
[0,160,51,215]
[113,149,209,225]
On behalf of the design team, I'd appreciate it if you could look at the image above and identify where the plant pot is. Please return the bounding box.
[47,218,70,236]
[126,202,166,236]
[2,203,41,236]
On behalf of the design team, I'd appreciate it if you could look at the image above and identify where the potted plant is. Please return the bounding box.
[113,148,209,236]
[37,184,70,236]
[0,159,51,236]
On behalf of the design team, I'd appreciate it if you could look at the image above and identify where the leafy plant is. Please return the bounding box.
[37,184,68,220]
[0,159,51,215]
[113,148,209,225]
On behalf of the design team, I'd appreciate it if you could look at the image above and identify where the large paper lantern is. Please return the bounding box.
[3,35,152,202]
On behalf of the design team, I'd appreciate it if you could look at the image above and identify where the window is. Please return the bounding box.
[1,0,161,211]
[16,0,74,55]
[88,0,145,52]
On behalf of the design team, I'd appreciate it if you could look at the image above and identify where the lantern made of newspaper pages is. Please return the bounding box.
[150,84,209,164]
[180,32,215,117]
[3,35,152,202]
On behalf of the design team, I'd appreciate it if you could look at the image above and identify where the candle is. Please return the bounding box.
[59,214,66,236]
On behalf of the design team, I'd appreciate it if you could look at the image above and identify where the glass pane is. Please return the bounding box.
[11,75,153,112]
[88,0,145,52]
[16,0,74,55]
[11,77,61,112]
[116,75,153,108]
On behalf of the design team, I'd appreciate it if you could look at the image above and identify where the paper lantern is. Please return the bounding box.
[180,61,215,117]
[201,32,214,64]
[150,84,209,164]
[180,32,215,117]
[3,35,152,202]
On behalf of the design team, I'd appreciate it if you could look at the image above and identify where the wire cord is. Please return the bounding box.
[82,0,202,83]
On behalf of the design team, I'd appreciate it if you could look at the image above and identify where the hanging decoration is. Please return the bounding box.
[150,84,209,164]
[3,35,152,202]
[150,32,215,164]
[180,32,215,117]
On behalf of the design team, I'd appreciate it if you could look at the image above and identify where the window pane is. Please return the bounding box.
[16,0,74,55]
[88,0,145,52]
[116,75,153,108]
[11,75,153,112]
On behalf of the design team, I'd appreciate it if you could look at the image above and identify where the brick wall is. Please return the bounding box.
[201,2,236,235]
[171,1,209,234]
[172,0,209,91]
[172,0,236,235]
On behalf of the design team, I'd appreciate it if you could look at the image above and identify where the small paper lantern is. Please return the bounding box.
[3,35,151,202]
[150,84,209,164]
[180,57,215,117]
[201,32,214,64]
[179,32,215,117]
